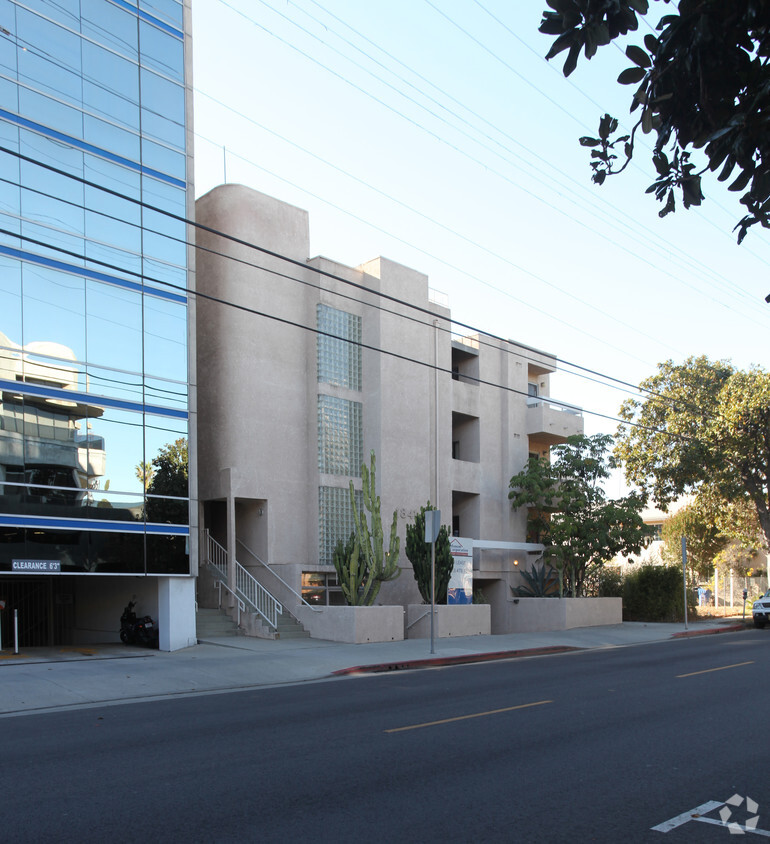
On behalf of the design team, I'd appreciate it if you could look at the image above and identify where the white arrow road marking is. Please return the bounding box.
[652,801,724,832]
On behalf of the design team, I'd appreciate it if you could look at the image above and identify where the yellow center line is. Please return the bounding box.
[677,661,754,678]
[385,699,553,733]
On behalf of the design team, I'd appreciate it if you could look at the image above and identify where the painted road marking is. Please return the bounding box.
[385,699,552,733]
[653,799,770,836]
[677,660,754,678]
[692,815,770,837]
[651,801,724,832]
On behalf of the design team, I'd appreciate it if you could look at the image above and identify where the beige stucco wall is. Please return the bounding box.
[195,185,583,632]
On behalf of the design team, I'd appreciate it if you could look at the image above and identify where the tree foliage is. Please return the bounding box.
[660,498,726,577]
[615,357,770,553]
[540,0,770,241]
[509,433,652,596]
[405,503,454,604]
[145,437,188,524]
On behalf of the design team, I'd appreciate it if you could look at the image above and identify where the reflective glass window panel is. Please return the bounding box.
[139,20,182,81]
[18,86,83,139]
[317,395,363,476]
[85,407,144,496]
[317,305,362,390]
[17,36,84,108]
[144,375,188,415]
[81,0,139,56]
[146,532,188,574]
[80,486,143,518]
[0,257,22,345]
[142,204,186,269]
[140,107,184,149]
[16,8,82,81]
[139,68,183,128]
[27,526,88,573]
[20,218,85,269]
[20,132,85,206]
[21,264,86,359]
[143,427,188,517]
[140,0,184,28]
[85,363,143,408]
[83,77,139,130]
[82,42,138,108]
[143,258,185,293]
[85,280,143,374]
[20,187,85,256]
[87,527,145,574]
[141,137,184,180]
[20,0,80,29]
[84,154,140,203]
[143,297,187,382]
[83,112,140,162]
[0,76,19,114]
[83,210,142,280]
[318,485,362,566]
[0,395,24,518]
[0,0,18,78]
[143,177,184,218]
[0,525,25,571]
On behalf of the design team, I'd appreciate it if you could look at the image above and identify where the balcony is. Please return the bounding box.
[526,396,583,446]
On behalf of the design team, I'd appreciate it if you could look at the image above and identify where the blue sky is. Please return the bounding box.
[191,0,770,455]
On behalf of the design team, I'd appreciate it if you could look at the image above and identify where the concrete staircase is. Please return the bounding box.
[274,610,310,640]
[196,607,240,640]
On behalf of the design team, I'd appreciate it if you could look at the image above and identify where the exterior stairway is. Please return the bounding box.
[196,607,240,640]
[274,610,310,640]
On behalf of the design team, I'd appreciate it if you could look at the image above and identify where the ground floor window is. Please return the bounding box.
[301,571,345,606]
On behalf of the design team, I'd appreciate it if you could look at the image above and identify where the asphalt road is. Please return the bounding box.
[2,630,768,843]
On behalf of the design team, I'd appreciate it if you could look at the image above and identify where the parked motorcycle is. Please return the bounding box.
[119,600,159,648]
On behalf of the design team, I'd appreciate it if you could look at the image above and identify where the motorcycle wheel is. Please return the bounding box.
[120,629,132,645]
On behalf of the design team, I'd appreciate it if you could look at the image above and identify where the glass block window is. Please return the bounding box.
[318,395,363,477]
[319,485,363,565]
[317,304,362,390]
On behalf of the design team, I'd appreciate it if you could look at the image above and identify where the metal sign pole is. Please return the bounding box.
[14,608,19,654]
[430,538,436,655]
[425,509,440,655]
[681,536,688,630]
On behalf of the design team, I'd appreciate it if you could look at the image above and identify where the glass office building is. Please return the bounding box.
[0,0,196,647]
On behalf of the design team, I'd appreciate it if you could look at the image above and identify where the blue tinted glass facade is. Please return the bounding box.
[0,0,192,575]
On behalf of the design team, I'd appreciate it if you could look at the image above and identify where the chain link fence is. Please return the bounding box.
[698,574,768,613]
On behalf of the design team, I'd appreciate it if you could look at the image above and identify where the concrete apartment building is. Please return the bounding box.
[196,185,583,637]
[0,0,197,650]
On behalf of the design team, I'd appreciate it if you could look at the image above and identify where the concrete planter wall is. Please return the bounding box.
[498,597,622,633]
[406,604,491,639]
[293,605,404,643]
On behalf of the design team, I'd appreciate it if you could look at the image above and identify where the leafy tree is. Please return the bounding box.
[615,358,770,552]
[145,437,188,524]
[539,0,770,242]
[135,461,155,491]
[509,433,652,596]
[405,503,454,604]
[660,498,726,577]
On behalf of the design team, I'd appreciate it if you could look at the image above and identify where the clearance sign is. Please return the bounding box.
[12,559,62,573]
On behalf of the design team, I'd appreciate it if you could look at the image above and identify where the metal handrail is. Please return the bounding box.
[204,531,282,629]
[406,608,432,629]
[212,579,245,627]
[236,538,322,612]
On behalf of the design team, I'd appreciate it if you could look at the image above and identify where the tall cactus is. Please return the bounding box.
[342,450,401,606]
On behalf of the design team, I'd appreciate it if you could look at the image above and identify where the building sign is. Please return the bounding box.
[12,559,62,573]
[448,537,473,605]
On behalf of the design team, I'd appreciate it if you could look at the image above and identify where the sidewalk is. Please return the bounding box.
[0,619,747,717]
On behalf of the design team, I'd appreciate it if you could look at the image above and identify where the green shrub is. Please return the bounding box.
[622,565,696,622]
[511,561,560,597]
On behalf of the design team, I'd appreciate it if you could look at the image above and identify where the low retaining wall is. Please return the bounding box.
[497,597,622,634]
[293,604,405,643]
[406,604,491,639]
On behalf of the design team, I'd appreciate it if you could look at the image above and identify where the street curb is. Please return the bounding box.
[331,645,583,675]
[671,623,745,639]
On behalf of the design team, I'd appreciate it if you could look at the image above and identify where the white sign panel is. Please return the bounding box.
[448,537,473,605]
[12,559,62,573]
